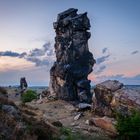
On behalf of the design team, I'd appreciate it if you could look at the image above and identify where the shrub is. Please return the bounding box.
[116,110,140,140]
[0,87,7,94]
[21,90,37,103]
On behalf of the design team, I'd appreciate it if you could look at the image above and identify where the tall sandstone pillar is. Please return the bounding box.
[49,8,95,103]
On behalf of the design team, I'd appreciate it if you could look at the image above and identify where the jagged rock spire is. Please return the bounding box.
[49,8,95,103]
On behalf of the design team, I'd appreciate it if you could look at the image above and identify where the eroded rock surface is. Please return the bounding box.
[20,77,28,91]
[50,8,95,103]
[93,80,140,116]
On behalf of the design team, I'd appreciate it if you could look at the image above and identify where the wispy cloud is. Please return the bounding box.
[131,50,139,55]
[94,65,106,75]
[0,51,26,57]
[102,48,108,54]
[0,42,55,67]
[93,48,111,75]
[96,54,110,65]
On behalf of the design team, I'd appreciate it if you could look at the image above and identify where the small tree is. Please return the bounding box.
[116,110,140,140]
[21,90,37,103]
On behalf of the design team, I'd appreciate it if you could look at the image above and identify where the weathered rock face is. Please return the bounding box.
[92,80,140,117]
[111,88,140,115]
[50,8,95,103]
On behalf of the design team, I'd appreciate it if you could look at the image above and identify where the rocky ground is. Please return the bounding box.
[2,88,111,140]
[1,80,140,140]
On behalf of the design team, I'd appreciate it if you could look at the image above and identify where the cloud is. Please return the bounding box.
[0,42,55,67]
[94,65,106,75]
[0,51,23,57]
[26,42,55,66]
[102,48,108,54]
[96,54,110,65]
[131,50,139,55]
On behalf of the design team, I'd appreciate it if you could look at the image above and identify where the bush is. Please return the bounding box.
[21,90,37,103]
[116,110,140,140]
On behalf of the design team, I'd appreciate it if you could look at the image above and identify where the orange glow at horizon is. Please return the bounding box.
[0,56,34,72]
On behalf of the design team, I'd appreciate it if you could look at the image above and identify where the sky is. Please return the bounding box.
[0,0,140,86]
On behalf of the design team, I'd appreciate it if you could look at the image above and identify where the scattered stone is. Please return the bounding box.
[85,120,89,125]
[92,116,117,136]
[78,103,91,110]
[36,99,43,104]
[74,112,83,121]
[49,8,95,103]
[2,105,20,119]
[85,119,95,126]
[70,122,78,126]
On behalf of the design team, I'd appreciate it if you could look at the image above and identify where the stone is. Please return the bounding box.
[77,103,91,110]
[93,80,140,117]
[2,105,20,119]
[111,88,140,115]
[93,80,123,116]
[92,116,117,135]
[49,8,95,103]
[74,112,83,121]
[36,99,43,104]
[94,80,123,106]
[85,120,89,125]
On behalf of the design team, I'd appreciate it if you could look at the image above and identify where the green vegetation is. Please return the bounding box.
[116,110,140,140]
[21,90,37,103]
[55,127,108,140]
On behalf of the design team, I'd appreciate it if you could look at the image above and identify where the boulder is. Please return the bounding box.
[94,80,123,106]
[111,88,140,115]
[91,116,117,136]
[93,80,140,116]
[93,80,123,116]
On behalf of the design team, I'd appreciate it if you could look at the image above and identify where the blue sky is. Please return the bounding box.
[0,0,140,86]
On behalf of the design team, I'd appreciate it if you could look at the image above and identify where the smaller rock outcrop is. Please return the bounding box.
[111,88,140,116]
[20,77,28,90]
[93,80,140,117]
[93,80,123,116]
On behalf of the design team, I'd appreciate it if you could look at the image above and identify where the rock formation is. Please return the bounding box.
[20,77,28,90]
[50,8,95,103]
[92,80,140,117]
